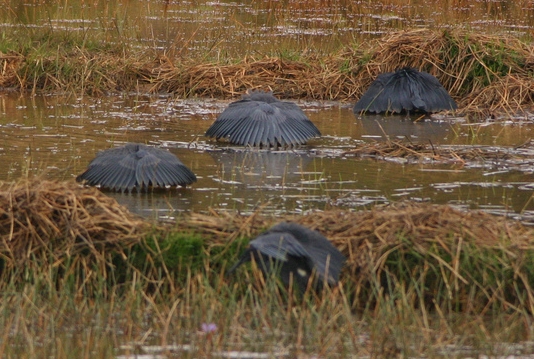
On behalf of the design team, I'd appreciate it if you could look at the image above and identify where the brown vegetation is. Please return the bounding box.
[0,177,533,312]
[143,28,534,116]
[178,203,534,278]
[342,138,534,166]
[3,177,532,285]
[182,202,534,311]
[0,179,147,268]
[2,29,534,116]
[353,29,534,111]
[0,184,530,359]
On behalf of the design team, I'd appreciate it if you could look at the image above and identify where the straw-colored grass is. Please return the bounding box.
[1,178,534,314]
[178,202,534,270]
[2,28,534,116]
[0,178,147,268]
[353,29,534,115]
[176,202,534,312]
[1,179,534,357]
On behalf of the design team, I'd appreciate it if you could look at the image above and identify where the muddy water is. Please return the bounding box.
[3,0,534,58]
[1,0,534,222]
[0,92,532,222]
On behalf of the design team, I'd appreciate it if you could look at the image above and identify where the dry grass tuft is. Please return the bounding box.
[297,201,533,265]
[3,29,534,115]
[0,51,24,88]
[0,177,533,310]
[177,202,534,277]
[134,29,534,115]
[351,28,534,114]
[178,203,534,311]
[0,179,148,268]
[464,74,534,115]
[142,28,534,115]
[142,55,357,100]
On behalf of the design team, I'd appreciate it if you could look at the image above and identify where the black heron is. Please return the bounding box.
[76,143,197,192]
[229,222,346,293]
[205,91,321,148]
[353,67,457,114]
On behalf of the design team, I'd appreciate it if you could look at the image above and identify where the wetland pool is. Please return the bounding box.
[3,0,534,57]
[0,92,532,223]
[3,2,534,358]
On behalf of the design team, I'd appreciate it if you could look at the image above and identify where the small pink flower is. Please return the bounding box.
[201,323,217,333]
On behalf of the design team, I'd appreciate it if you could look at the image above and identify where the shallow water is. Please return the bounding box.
[0,92,533,222]
[2,0,534,57]
[2,2,534,359]
[1,1,534,223]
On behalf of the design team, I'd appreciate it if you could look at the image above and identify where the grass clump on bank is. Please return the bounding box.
[2,179,534,357]
[182,203,534,314]
[0,178,146,264]
[0,27,127,95]
[1,27,534,116]
[4,177,533,314]
[1,178,534,313]
[352,29,534,115]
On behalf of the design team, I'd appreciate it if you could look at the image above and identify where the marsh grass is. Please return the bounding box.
[2,2,534,356]
[2,19,534,116]
[0,181,534,358]
[3,253,534,358]
[2,180,534,357]
[0,268,528,359]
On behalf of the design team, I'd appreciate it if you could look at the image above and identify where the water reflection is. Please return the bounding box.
[208,150,313,188]
[358,115,455,142]
[0,92,533,223]
[106,189,196,220]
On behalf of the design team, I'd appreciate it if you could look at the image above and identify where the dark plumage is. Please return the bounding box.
[205,91,321,147]
[353,67,457,114]
[229,222,346,293]
[76,143,197,192]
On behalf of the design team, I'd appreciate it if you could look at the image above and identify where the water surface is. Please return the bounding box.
[2,0,534,57]
[1,1,534,222]
[0,93,532,223]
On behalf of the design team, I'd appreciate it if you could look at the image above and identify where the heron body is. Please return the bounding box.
[76,143,197,192]
[205,91,321,148]
[229,222,346,292]
[353,67,457,114]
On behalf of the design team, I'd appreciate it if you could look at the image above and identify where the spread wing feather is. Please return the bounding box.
[354,68,457,114]
[268,222,346,284]
[77,143,196,192]
[205,91,320,147]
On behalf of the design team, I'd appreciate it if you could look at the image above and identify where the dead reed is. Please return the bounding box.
[342,138,530,166]
[2,28,534,115]
[1,177,533,314]
[0,178,147,272]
